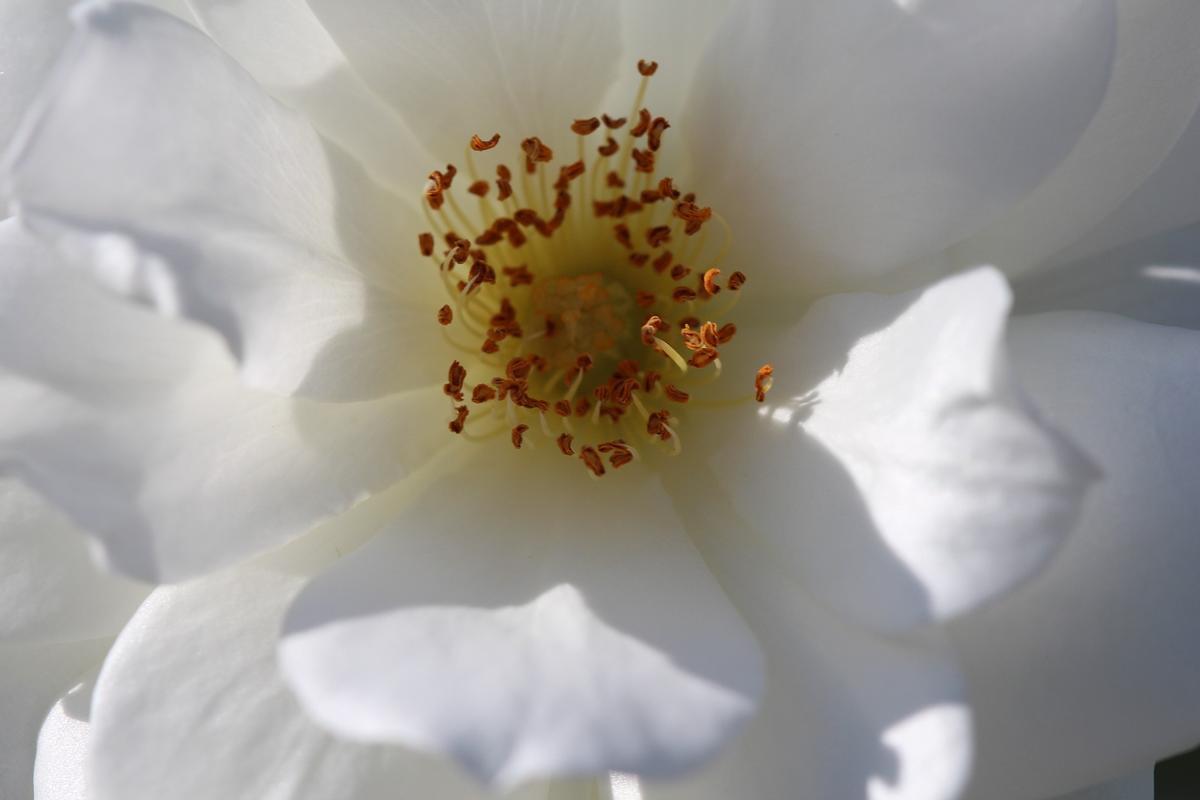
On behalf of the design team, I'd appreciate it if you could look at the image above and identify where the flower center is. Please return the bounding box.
[420,59,773,477]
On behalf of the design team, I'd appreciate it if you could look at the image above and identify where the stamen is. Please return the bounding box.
[572,118,601,135]
[444,361,467,401]
[511,424,529,449]
[664,384,690,403]
[580,446,606,477]
[702,268,722,296]
[421,58,761,477]
[418,232,435,257]
[471,133,501,151]
[755,364,775,402]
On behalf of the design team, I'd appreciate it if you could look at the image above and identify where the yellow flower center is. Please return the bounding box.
[419,59,772,477]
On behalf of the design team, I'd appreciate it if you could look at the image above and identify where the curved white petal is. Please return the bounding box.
[702,268,1096,631]
[187,0,432,192]
[1042,101,1200,275]
[88,566,544,800]
[651,471,971,800]
[950,312,1200,799]
[34,673,97,800]
[939,1,1200,280]
[0,219,446,583]
[304,0,624,157]
[1014,222,1200,331]
[3,2,450,401]
[279,449,764,789]
[0,1,73,155]
[0,639,108,800]
[684,0,1116,299]
[0,478,146,644]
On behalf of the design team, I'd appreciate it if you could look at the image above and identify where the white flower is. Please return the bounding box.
[2,2,1199,800]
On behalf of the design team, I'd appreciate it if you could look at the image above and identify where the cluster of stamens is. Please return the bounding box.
[420,59,773,477]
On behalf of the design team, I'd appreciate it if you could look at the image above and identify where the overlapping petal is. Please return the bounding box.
[304,0,623,157]
[700,268,1096,631]
[1014,222,1200,331]
[279,449,764,788]
[950,312,1200,799]
[0,219,446,583]
[34,672,96,800]
[0,0,74,154]
[684,0,1116,300]
[1040,99,1200,276]
[4,2,448,401]
[940,0,1200,280]
[649,473,972,800]
[87,565,549,800]
[0,477,146,644]
[0,638,109,800]
[187,0,432,191]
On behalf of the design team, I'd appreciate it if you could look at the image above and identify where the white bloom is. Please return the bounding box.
[2,2,1199,800]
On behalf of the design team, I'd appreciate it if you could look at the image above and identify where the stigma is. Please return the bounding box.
[419,60,773,477]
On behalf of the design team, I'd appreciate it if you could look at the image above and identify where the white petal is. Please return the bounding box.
[0,639,108,800]
[949,312,1200,799]
[279,449,764,788]
[649,473,972,800]
[0,219,446,583]
[1014,222,1200,331]
[304,0,623,157]
[0,478,146,644]
[187,0,433,191]
[1045,768,1153,800]
[939,1,1200,280]
[4,2,449,401]
[703,268,1096,631]
[34,673,97,800]
[88,566,542,800]
[683,0,1116,298]
[0,1,73,155]
[1041,96,1200,275]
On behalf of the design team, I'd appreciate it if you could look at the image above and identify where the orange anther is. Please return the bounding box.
[631,108,651,137]
[444,361,467,401]
[580,447,606,476]
[511,424,529,449]
[571,117,601,135]
[418,232,435,257]
[702,268,722,296]
[470,133,501,151]
[664,384,690,403]
[755,364,775,402]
